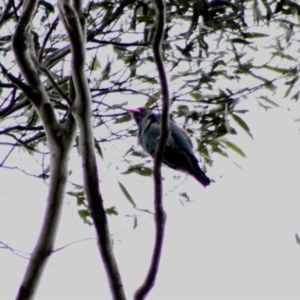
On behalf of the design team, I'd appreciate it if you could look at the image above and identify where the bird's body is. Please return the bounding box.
[129,107,210,187]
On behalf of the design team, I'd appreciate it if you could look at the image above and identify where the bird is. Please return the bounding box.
[128,107,210,187]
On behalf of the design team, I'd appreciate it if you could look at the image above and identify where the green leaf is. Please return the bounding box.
[133,215,138,230]
[78,209,90,218]
[78,209,92,226]
[67,190,86,206]
[106,206,118,216]
[190,92,202,101]
[94,139,103,159]
[114,115,131,124]
[231,114,253,139]
[91,57,101,70]
[263,65,289,74]
[136,75,158,84]
[170,74,180,82]
[131,150,148,158]
[39,0,55,14]
[257,101,271,111]
[134,208,154,214]
[122,165,153,177]
[118,181,136,207]
[259,96,279,107]
[146,97,156,107]
[179,192,190,201]
[231,161,245,171]
[213,147,228,157]
[220,139,246,157]
[244,32,269,38]
[231,38,252,45]
[292,91,300,101]
[101,61,111,80]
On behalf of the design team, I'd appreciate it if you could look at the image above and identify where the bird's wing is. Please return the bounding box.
[169,119,194,154]
[139,113,195,159]
[138,113,161,155]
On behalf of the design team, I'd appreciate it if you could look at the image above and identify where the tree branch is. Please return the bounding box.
[12,1,77,299]
[58,1,126,299]
[42,0,135,69]
[134,0,169,299]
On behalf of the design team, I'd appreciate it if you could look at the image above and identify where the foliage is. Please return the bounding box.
[1,0,300,220]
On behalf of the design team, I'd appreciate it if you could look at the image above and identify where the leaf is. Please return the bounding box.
[136,75,158,84]
[271,51,297,62]
[101,61,111,80]
[179,192,190,202]
[177,105,189,113]
[263,65,289,74]
[231,114,253,139]
[67,190,86,206]
[257,101,271,111]
[227,142,246,157]
[220,139,246,157]
[295,234,300,245]
[91,57,101,70]
[170,74,180,82]
[39,0,55,14]
[106,206,118,216]
[253,0,263,25]
[131,150,148,158]
[265,81,277,92]
[292,91,300,101]
[114,115,131,124]
[94,139,103,159]
[146,97,156,107]
[231,161,245,171]
[259,96,279,107]
[134,207,154,214]
[133,215,138,230]
[213,147,228,157]
[78,209,92,226]
[231,38,252,45]
[118,181,136,207]
[122,165,153,177]
[190,92,202,101]
[244,32,269,38]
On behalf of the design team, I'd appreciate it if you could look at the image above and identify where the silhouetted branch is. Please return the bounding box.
[134,0,169,299]
[58,1,126,299]
[43,0,136,69]
[13,1,77,299]
[0,241,30,259]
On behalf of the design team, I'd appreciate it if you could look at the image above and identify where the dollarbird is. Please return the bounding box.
[128,107,210,187]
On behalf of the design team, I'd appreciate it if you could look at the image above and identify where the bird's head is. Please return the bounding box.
[128,107,153,125]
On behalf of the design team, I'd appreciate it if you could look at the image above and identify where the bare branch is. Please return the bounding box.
[39,16,59,62]
[43,0,136,69]
[11,2,61,137]
[0,241,30,259]
[58,1,126,299]
[11,1,77,299]
[0,0,13,29]
[134,0,169,299]
[30,53,72,106]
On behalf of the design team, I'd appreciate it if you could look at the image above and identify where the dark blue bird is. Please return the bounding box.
[129,107,210,187]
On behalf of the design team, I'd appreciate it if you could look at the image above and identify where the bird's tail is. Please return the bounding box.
[193,169,211,187]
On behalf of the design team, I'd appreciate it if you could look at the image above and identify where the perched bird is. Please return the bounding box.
[128,107,210,187]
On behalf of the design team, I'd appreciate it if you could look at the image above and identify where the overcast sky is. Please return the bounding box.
[1,96,300,300]
[1,2,300,298]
